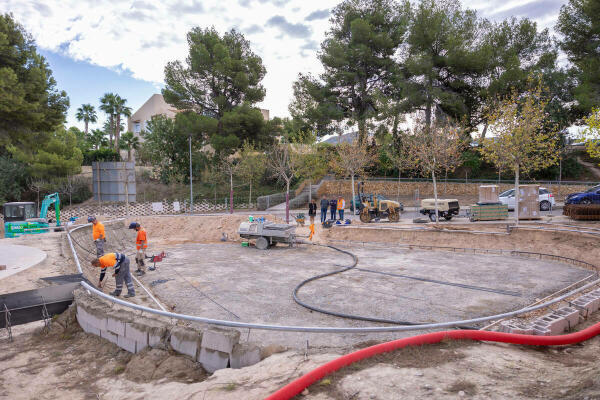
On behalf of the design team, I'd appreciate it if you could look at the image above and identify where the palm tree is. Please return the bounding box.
[119,131,140,161]
[112,95,132,152]
[88,129,108,150]
[99,93,116,146]
[75,104,97,134]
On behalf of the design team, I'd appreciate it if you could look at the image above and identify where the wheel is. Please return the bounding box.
[255,236,269,250]
[581,198,592,205]
[540,200,551,211]
[444,215,453,221]
[388,209,400,222]
[360,210,372,223]
[428,213,437,222]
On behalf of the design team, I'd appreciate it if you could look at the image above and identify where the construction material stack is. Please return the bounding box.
[479,185,499,203]
[518,184,540,220]
[470,185,508,222]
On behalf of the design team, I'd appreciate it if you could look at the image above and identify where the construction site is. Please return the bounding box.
[3,199,600,399]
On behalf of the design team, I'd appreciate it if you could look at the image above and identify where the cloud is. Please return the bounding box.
[266,15,311,38]
[169,0,205,16]
[305,8,329,21]
[0,0,342,126]
[244,24,264,34]
[33,1,52,17]
[299,40,319,57]
[490,0,563,20]
[141,34,180,50]
[130,1,157,11]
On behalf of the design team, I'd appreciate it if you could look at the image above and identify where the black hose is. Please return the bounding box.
[292,242,476,328]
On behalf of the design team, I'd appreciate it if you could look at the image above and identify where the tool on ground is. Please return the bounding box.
[145,251,166,271]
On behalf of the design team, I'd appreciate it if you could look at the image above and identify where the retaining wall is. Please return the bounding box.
[318,180,590,202]
[74,288,262,373]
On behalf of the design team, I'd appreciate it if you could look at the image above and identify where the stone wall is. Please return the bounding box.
[318,180,591,203]
[74,288,261,373]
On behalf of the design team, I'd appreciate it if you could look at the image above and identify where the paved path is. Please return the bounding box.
[0,244,47,281]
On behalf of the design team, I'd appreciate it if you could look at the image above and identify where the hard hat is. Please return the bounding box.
[128,222,140,229]
[87,216,96,223]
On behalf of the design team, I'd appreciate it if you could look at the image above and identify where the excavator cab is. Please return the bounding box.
[3,193,61,238]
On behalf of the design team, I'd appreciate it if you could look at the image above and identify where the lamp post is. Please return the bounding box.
[189,135,193,214]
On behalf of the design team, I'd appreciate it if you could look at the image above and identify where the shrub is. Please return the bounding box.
[83,148,121,165]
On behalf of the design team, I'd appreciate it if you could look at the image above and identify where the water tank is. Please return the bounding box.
[92,162,136,202]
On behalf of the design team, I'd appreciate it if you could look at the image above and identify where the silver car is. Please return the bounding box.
[499,187,556,211]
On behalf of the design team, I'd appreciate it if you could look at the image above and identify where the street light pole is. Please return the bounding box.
[189,135,193,214]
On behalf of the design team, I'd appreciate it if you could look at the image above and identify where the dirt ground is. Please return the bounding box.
[3,309,600,399]
[3,215,600,399]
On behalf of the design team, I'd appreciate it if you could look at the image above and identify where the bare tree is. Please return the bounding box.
[236,142,267,206]
[480,81,558,225]
[219,155,240,214]
[267,143,297,223]
[28,179,49,211]
[331,142,375,217]
[407,121,464,225]
[388,131,417,203]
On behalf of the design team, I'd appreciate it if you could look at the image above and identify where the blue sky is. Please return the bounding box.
[41,50,160,130]
[2,0,568,131]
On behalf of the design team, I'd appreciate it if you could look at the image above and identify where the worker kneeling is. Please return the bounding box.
[129,222,148,276]
[91,253,135,298]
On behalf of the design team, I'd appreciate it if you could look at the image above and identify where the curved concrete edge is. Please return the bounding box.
[0,244,47,281]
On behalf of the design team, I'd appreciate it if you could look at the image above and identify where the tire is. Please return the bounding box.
[581,198,592,205]
[255,236,269,250]
[428,213,437,222]
[388,209,400,222]
[444,215,452,221]
[360,210,372,223]
[540,200,551,211]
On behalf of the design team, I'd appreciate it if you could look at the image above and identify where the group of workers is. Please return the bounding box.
[318,195,346,223]
[87,216,150,298]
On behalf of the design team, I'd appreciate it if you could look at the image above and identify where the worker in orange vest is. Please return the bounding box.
[129,222,148,276]
[88,216,106,257]
[337,196,346,221]
[91,252,135,298]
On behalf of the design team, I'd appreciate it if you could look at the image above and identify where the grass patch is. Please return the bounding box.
[114,365,125,374]
[222,382,237,391]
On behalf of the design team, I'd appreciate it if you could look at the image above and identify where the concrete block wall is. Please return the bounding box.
[499,292,600,335]
[74,288,263,373]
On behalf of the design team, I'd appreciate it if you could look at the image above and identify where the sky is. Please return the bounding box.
[1,0,569,131]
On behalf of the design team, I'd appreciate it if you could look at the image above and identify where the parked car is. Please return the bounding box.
[565,185,600,205]
[349,194,404,214]
[498,187,555,211]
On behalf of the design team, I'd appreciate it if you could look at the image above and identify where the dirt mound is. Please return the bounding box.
[137,214,285,246]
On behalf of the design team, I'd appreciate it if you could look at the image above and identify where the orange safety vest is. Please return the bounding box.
[93,222,105,240]
[97,253,117,268]
[337,199,345,210]
[136,228,148,250]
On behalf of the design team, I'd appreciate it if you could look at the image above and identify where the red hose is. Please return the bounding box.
[265,322,600,400]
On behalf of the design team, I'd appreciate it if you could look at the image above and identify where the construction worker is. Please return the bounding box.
[88,216,106,257]
[129,222,148,276]
[91,252,135,298]
[337,196,346,221]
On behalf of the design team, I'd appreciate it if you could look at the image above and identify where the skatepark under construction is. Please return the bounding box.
[66,216,600,345]
[4,214,600,399]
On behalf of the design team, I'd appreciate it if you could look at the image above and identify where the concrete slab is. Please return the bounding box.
[141,243,590,349]
[0,244,46,281]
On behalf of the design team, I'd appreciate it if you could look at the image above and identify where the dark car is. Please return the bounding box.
[349,194,404,214]
[565,185,600,205]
